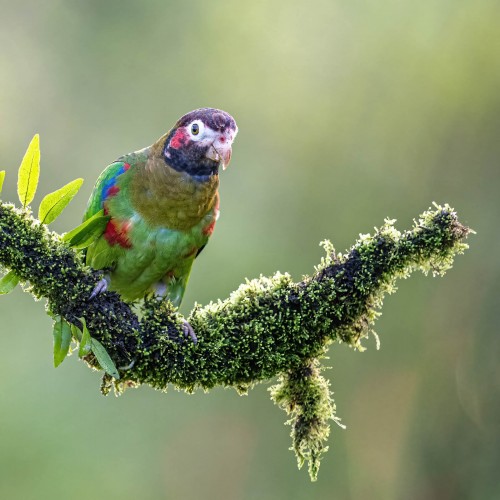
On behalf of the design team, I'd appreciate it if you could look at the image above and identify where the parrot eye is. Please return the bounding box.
[188,120,205,140]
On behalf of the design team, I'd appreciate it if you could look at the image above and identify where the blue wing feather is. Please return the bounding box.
[84,161,130,221]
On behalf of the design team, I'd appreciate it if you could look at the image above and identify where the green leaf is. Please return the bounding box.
[0,271,20,294]
[38,178,84,225]
[91,338,120,379]
[78,318,92,357]
[17,134,40,207]
[72,317,120,379]
[71,323,82,341]
[62,210,110,250]
[53,317,72,367]
[0,170,5,196]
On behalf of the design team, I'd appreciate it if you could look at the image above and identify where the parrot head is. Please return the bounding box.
[162,108,238,177]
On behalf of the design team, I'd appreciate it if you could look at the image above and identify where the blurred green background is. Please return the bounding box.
[1,1,499,498]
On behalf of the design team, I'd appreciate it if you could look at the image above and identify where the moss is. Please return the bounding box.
[270,359,343,481]
[0,201,471,480]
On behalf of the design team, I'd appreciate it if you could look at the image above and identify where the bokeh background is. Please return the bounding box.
[1,1,499,499]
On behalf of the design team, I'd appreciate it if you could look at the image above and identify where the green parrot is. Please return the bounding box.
[84,108,238,341]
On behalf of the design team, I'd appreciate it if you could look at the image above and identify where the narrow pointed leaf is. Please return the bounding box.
[53,320,62,359]
[17,134,40,207]
[62,209,109,249]
[91,338,120,379]
[78,318,92,357]
[0,170,5,196]
[0,271,20,294]
[53,317,72,367]
[71,323,82,342]
[38,178,84,225]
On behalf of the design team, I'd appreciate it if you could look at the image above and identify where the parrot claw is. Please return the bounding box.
[90,277,109,299]
[182,320,198,344]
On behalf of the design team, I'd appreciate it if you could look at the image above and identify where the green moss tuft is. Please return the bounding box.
[270,359,344,481]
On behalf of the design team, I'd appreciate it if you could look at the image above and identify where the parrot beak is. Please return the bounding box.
[204,127,237,170]
[219,147,232,170]
[205,143,233,170]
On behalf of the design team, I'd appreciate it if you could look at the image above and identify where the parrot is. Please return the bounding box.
[83,108,238,342]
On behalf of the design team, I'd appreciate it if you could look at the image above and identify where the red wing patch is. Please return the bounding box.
[105,185,120,198]
[104,219,132,248]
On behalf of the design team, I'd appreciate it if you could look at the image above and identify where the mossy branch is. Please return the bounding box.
[0,199,471,479]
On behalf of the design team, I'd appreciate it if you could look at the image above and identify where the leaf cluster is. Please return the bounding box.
[1,135,116,377]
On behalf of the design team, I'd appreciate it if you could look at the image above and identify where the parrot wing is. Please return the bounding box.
[84,161,131,221]
[84,161,132,270]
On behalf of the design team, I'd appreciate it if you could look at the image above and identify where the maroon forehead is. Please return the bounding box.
[176,108,237,132]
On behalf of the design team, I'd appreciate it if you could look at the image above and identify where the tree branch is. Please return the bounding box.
[0,200,471,479]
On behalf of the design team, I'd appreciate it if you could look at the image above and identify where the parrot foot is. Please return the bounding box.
[90,276,110,299]
[182,320,198,344]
